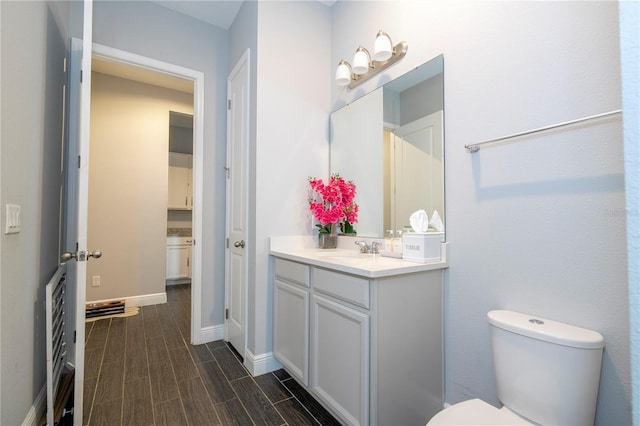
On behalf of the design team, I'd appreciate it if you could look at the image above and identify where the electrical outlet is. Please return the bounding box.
[92,276,101,287]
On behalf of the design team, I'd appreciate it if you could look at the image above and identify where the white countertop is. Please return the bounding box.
[270,236,448,278]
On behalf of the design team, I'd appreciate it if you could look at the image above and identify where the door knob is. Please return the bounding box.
[88,250,102,259]
[60,250,102,263]
[233,240,245,248]
[61,252,77,263]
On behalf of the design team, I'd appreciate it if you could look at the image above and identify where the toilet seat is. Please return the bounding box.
[427,399,532,425]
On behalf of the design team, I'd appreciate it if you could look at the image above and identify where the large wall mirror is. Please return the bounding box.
[330,54,444,238]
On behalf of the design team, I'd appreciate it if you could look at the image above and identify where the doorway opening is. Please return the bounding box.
[167,111,194,288]
[85,43,206,349]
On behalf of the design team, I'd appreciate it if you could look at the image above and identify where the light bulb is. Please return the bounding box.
[335,61,352,87]
[352,47,371,75]
[373,30,393,62]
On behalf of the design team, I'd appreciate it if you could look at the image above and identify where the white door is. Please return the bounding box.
[225,49,250,357]
[62,3,93,424]
[391,110,444,230]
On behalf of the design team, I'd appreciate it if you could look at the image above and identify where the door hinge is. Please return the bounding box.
[226,238,229,248]
[78,155,81,168]
[225,308,229,320]
[80,69,83,83]
[73,331,77,343]
[227,99,231,110]
[63,57,67,73]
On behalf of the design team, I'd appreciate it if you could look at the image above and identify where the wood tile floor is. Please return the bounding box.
[83,283,341,426]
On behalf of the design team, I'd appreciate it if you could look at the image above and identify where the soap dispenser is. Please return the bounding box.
[384,230,394,252]
[393,230,403,254]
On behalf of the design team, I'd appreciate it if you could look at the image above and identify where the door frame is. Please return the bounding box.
[73,3,94,422]
[224,49,250,357]
[91,43,206,343]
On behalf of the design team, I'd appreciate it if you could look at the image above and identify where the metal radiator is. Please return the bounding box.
[45,263,68,426]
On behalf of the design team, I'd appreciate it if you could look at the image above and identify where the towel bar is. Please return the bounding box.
[465,109,622,153]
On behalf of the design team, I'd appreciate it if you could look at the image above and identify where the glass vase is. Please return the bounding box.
[318,225,338,249]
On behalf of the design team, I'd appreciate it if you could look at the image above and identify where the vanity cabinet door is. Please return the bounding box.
[168,153,192,210]
[166,245,189,279]
[166,237,191,280]
[273,278,309,385]
[310,294,369,426]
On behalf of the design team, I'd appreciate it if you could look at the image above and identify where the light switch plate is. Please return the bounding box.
[5,204,21,234]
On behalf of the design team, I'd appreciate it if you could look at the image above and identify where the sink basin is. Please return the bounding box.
[315,251,383,265]
[317,251,367,259]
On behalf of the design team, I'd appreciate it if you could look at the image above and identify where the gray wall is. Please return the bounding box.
[92,0,228,329]
[229,0,331,360]
[398,73,443,126]
[0,1,70,424]
[169,125,194,155]
[253,0,332,359]
[331,1,629,424]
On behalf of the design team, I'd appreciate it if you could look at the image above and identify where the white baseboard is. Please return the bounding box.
[22,384,46,426]
[194,325,224,345]
[87,292,167,308]
[244,349,282,376]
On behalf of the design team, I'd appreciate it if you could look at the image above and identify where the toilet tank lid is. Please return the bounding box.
[487,310,605,349]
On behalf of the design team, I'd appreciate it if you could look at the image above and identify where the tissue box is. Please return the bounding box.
[402,232,444,263]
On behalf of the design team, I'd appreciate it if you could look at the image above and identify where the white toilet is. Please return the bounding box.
[428,310,605,425]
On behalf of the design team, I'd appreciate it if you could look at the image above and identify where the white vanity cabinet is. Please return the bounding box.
[271,256,444,426]
[168,152,192,210]
[166,236,191,280]
[273,259,310,385]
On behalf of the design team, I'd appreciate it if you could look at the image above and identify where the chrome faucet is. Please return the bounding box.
[354,240,370,253]
[354,240,380,254]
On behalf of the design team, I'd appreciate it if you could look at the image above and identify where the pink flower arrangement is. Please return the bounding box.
[308,173,359,235]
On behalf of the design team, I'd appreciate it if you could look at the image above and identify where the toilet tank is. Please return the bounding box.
[488,310,604,426]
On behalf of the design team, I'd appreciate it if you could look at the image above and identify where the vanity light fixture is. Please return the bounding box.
[335,30,408,89]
